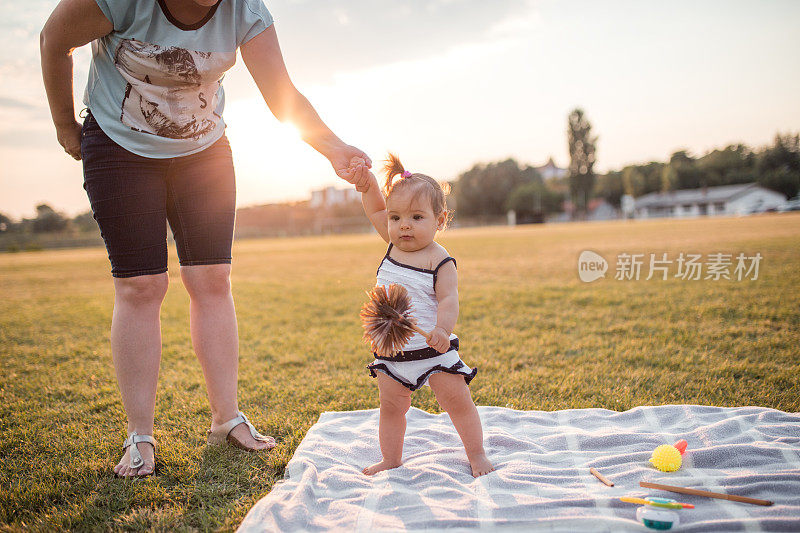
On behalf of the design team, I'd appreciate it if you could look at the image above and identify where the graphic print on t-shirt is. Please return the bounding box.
[114,39,235,140]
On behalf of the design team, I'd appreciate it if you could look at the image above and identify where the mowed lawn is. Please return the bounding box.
[1,213,799,531]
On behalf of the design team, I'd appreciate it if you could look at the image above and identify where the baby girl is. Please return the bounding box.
[344,155,494,477]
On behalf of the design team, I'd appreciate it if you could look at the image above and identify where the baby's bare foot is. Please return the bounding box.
[362,459,402,476]
[469,453,494,477]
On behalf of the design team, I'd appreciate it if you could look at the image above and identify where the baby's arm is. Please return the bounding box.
[361,170,390,243]
[431,261,458,352]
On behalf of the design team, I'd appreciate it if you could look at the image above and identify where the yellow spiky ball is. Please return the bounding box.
[650,444,682,472]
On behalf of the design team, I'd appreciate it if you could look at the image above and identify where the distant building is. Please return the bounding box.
[535,157,568,180]
[309,186,360,208]
[587,198,619,221]
[552,198,620,222]
[633,183,786,219]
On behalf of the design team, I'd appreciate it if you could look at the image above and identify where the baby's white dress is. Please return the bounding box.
[367,243,477,391]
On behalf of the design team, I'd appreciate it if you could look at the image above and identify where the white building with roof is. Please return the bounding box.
[310,186,360,208]
[633,183,786,219]
[535,157,568,180]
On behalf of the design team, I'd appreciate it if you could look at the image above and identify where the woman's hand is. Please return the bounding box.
[56,120,83,160]
[332,145,373,192]
[40,0,112,160]
[427,326,451,353]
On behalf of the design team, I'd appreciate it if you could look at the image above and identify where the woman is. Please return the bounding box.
[40,0,371,478]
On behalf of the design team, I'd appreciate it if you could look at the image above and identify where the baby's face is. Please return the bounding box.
[386,187,444,252]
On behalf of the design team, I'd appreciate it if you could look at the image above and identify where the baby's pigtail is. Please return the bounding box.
[383,153,406,195]
[440,181,455,229]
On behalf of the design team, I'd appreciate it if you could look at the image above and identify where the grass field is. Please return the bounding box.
[1,213,799,531]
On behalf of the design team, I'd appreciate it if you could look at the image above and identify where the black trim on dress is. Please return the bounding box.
[385,255,438,274]
[377,242,457,288]
[156,0,221,31]
[432,256,456,287]
[374,338,460,361]
[384,243,437,274]
[367,360,478,391]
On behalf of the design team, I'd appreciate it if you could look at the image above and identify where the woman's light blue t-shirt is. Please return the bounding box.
[83,0,273,158]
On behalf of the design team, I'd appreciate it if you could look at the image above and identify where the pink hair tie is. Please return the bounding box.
[401,170,412,178]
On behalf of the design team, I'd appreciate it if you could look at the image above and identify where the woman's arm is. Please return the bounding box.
[240,26,371,190]
[360,170,389,243]
[40,0,113,160]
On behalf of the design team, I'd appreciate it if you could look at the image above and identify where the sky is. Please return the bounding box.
[1,0,799,219]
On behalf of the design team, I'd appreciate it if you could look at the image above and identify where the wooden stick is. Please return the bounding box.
[410,324,432,341]
[590,468,614,487]
[640,481,773,506]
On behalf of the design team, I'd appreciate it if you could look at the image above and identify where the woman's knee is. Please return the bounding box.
[180,264,231,299]
[113,273,169,306]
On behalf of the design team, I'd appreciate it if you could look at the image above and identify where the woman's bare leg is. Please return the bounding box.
[111,272,168,477]
[363,372,412,475]
[180,264,270,449]
[428,372,494,477]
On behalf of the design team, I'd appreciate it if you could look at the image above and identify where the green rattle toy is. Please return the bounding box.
[621,496,694,530]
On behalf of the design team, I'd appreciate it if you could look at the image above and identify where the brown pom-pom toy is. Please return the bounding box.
[360,284,430,357]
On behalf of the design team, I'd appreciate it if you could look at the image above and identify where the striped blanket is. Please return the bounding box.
[239,405,800,532]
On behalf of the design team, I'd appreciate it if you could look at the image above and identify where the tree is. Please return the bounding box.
[71,211,99,233]
[31,204,68,233]
[594,171,624,207]
[603,131,798,200]
[668,150,704,190]
[695,144,755,187]
[567,108,598,219]
[660,165,677,192]
[755,133,800,198]
[622,166,645,197]
[453,159,539,217]
[505,182,563,220]
[0,212,12,232]
[619,162,670,197]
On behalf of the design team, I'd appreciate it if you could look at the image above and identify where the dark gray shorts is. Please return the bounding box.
[81,112,236,278]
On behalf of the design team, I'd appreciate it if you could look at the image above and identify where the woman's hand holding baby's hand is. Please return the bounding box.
[349,157,370,192]
[336,156,372,192]
[427,326,451,353]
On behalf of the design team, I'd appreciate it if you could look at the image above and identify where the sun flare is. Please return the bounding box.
[279,122,302,141]
[222,99,334,205]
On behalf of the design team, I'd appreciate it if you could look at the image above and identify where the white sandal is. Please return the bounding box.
[120,431,157,478]
[207,411,276,451]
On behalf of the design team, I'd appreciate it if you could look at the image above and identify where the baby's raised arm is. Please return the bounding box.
[360,170,390,243]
